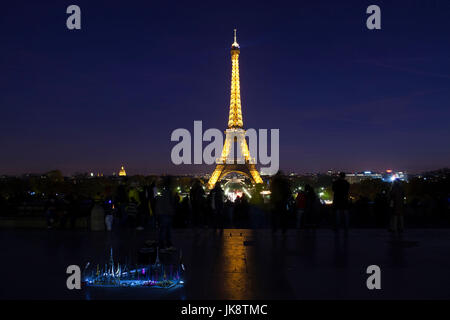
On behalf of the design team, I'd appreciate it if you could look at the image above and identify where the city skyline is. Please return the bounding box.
[0,165,436,178]
[1,1,449,175]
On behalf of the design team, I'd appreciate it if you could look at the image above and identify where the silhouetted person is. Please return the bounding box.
[234,195,242,227]
[155,176,176,249]
[179,195,191,228]
[206,191,214,227]
[374,190,389,227]
[148,181,157,229]
[137,186,151,230]
[173,192,183,227]
[270,172,291,234]
[211,184,225,231]
[116,184,128,224]
[56,195,69,229]
[190,180,205,228]
[295,190,306,229]
[126,197,138,228]
[224,198,233,227]
[68,194,80,229]
[389,180,405,233]
[103,198,115,231]
[240,193,250,227]
[91,197,105,231]
[332,172,350,231]
[44,196,57,229]
[304,184,318,227]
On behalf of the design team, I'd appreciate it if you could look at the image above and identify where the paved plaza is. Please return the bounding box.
[1,228,449,299]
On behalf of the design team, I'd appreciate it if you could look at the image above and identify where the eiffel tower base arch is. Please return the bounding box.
[207,163,262,189]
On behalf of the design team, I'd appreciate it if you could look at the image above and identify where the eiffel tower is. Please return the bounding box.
[207,30,263,189]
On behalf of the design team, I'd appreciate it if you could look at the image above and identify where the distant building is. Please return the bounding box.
[346,171,382,184]
[345,170,407,184]
[118,166,127,177]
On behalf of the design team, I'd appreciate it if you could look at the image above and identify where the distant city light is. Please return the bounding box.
[390,174,398,182]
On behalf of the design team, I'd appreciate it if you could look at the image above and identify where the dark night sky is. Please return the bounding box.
[1,0,449,176]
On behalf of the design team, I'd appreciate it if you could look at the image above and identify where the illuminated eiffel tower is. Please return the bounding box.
[207,30,263,189]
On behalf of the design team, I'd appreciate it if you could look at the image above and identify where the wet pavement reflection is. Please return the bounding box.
[1,228,450,299]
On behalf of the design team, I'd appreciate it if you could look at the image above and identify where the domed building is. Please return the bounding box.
[118,165,127,177]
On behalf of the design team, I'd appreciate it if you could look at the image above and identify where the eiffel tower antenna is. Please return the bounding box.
[207,31,263,189]
[232,28,239,48]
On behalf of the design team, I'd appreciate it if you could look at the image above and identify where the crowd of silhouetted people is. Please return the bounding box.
[12,173,436,237]
[270,171,409,234]
[2,170,449,249]
[38,176,255,249]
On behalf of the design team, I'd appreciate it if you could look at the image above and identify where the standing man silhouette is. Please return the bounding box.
[211,183,225,232]
[388,180,405,233]
[332,172,350,231]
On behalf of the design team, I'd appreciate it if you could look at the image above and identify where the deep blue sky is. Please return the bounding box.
[1,0,449,175]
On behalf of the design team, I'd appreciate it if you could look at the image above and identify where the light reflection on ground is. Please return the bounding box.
[2,228,450,299]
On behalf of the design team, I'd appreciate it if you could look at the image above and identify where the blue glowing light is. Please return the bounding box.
[83,248,185,289]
